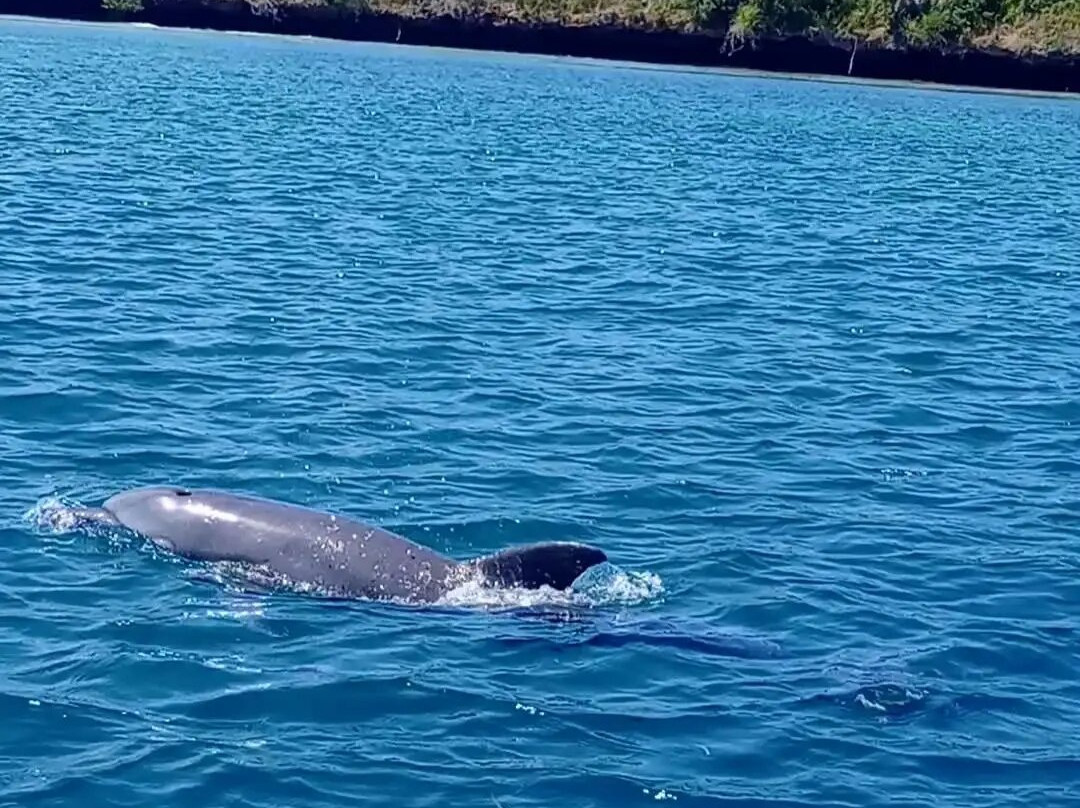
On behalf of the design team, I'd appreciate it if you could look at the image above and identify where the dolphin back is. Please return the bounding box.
[68,484,611,602]
[472,542,607,591]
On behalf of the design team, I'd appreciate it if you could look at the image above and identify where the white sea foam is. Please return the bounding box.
[437,563,664,610]
[24,494,83,533]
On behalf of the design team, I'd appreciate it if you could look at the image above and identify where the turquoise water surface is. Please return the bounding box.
[3,15,1080,807]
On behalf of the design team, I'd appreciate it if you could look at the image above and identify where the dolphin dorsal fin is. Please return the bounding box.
[472,542,607,591]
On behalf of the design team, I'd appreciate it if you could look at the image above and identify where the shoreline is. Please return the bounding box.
[2,1,1078,95]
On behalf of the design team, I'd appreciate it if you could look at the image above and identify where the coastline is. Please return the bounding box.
[2,0,1078,95]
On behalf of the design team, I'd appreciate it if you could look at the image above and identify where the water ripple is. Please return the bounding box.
[1,14,1080,808]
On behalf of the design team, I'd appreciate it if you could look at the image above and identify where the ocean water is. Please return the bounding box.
[2,14,1080,807]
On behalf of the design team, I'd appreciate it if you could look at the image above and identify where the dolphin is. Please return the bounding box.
[65,486,607,603]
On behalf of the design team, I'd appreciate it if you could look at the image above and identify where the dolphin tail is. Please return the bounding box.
[472,542,608,591]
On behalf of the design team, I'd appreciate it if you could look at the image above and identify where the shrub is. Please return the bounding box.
[102,0,144,11]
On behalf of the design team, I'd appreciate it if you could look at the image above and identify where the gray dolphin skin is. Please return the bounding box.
[73,486,608,603]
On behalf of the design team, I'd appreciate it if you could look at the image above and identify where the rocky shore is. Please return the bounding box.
[2,0,1077,94]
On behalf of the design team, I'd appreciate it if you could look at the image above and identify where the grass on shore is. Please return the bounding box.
[99,0,1080,54]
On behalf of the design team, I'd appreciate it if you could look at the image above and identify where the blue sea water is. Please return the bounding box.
[2,13,1080,806]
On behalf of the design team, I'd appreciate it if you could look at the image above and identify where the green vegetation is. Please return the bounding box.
[102,0,143,12]
[99,0,1079,54]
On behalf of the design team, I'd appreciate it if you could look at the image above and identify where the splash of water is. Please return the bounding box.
[24,494,89,534]
[437,562,664,611]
